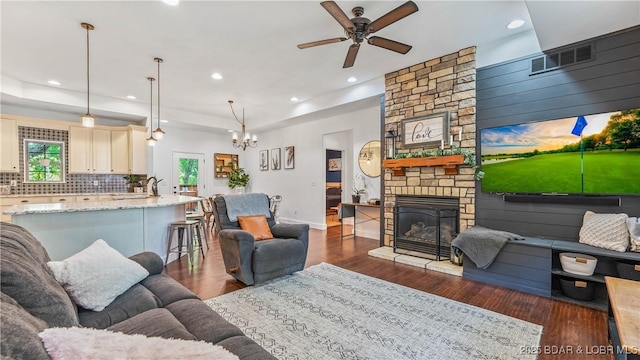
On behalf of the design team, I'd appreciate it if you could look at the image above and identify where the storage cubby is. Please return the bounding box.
[551,241,640,311]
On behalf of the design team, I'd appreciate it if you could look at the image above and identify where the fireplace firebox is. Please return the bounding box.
[393,196,459,261]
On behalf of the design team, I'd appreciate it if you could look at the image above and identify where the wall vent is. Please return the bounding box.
[530,44,593,75]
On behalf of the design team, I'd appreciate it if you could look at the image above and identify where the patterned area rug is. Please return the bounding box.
[205,263,542,360]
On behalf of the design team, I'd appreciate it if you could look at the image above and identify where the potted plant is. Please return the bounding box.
[123,175,141,193]
[227,163,250,193]
[352,173,367,203]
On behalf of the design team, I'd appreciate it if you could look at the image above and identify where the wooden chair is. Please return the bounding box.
[202,197,215,233]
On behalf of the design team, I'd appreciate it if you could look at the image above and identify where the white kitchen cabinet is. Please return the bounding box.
[68,126,92,173]
[92,129,111,173]
[129,126,147,174]
[0,119,19,172]
[111,130,129,174]
[76,195,99,202]
[68,127,111,174]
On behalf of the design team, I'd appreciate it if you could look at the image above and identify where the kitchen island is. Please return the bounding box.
[3,195,200,262]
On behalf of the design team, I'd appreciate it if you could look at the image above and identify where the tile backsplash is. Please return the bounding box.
[0,126,145,195]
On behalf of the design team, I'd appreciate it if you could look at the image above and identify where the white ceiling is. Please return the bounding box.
[2,1,638,134]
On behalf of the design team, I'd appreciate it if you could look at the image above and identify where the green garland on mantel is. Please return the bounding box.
[393,146,485,179]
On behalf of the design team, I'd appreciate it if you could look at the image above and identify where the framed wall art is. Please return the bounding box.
[284,146,295,169]
[259,150,269,171]
[328,158,341,171]
[271,148,281,170]
[401,111,450,148]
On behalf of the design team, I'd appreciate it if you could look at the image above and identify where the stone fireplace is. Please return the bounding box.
[383,47,476,254]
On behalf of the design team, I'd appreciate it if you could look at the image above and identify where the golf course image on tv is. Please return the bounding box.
[480,108,640,195]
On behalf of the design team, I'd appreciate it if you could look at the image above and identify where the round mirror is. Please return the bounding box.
[358,140,381,178]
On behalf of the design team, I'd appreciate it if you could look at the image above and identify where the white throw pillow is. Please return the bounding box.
[47,239,149,311]
[39,327,239,360]
[579,211,629,252]
[628,217,640,252]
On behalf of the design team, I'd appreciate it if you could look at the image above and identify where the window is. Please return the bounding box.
[179,158,199,186]
[24,139,65,183]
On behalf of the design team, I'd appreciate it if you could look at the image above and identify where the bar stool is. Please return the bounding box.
[165,219,205,266]
[186,198,210,250]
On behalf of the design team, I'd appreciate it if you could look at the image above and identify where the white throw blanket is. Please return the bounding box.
[39,327,239,360]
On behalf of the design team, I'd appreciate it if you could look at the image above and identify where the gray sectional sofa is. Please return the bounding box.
[0,222,275,360]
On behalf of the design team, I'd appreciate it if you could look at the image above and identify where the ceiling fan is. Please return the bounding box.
[297,1,419,68]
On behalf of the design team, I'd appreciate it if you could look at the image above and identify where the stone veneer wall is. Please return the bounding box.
[383,47,476,247]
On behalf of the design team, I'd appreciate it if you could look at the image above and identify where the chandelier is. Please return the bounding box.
[229,100,257,150]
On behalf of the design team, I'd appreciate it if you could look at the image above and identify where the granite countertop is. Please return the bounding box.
[0,192,135,199]
[3,195,201,215]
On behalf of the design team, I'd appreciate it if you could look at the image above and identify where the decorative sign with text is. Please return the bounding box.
[401,112,450,148]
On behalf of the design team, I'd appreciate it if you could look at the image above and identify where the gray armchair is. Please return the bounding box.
[213,193,309,285]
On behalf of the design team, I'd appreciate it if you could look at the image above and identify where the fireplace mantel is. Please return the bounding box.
[383,154,465,176]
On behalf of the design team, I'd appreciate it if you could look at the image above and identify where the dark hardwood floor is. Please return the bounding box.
[164,226,613,360]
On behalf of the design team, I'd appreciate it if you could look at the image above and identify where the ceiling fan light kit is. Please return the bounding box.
[298,1,418,68]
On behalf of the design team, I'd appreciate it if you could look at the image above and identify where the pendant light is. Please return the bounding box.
[80,23,95,127]
[152,57,166,140]
[146,77,157,146]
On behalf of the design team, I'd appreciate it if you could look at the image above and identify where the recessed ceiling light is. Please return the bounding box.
[507,19,525,30]
[126,95,136,100]
[160,119,169,123]
[211,73,223,80]
[47,80,61,86]
[162,0,179,6]
[347,77,357,83]
[228,129,234,132]
[290,97,299,102]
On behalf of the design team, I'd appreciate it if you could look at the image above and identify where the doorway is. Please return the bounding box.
[172,152,205,211]
[326,149,342,227]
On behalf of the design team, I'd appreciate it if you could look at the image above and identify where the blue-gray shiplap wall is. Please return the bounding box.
[475,26,640,241]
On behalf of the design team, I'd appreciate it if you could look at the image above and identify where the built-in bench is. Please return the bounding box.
[463,237,553,297]
[462,237,640,310]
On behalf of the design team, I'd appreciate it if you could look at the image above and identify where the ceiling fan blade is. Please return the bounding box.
[321,1,355,32]
[343,43,360,68]
[368,36,412,54]
[297,37,348,49]
[366,1,419,33]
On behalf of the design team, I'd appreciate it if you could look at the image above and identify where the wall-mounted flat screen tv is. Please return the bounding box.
[480,108,640,195]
